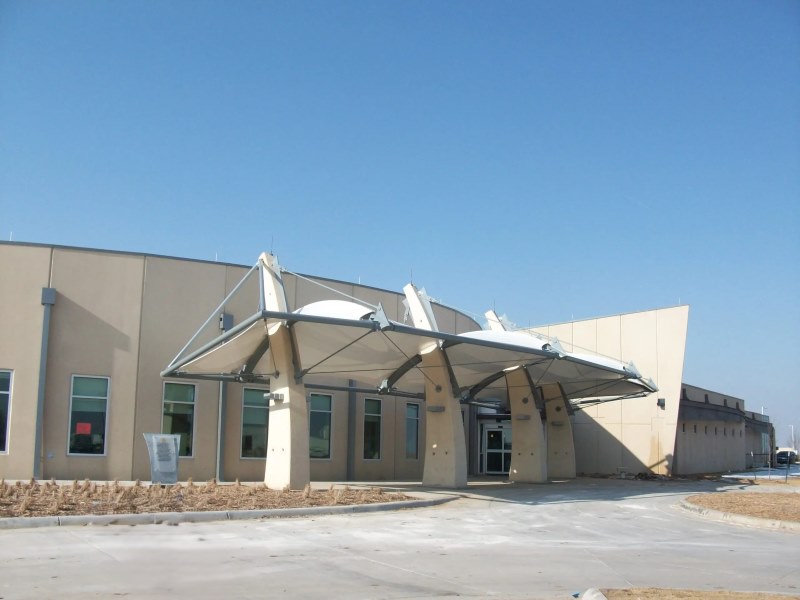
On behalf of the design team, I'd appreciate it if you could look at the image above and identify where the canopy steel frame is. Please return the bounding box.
[162,259,658,405]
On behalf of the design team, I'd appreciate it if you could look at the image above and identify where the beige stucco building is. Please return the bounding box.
[674,383,773,474]
[0,242,773,483]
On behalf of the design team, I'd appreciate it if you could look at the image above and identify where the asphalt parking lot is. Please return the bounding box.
[1,477,798,599]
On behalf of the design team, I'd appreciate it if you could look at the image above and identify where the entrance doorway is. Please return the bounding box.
[482,425,512,474]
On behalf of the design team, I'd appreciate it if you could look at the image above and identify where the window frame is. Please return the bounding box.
[0,369,12,454]
[308,392,333,461]
[405,402,420,460]
[161,381,197,459]
[363,397,382,461]
[240,386,269,460]
[67,374,110,457]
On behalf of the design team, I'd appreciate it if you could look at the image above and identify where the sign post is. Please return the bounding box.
[143,433,180,484]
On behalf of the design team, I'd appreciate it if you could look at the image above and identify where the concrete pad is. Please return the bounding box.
[1,478,798,599]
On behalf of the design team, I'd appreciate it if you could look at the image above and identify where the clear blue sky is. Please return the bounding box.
[1,1,798,442]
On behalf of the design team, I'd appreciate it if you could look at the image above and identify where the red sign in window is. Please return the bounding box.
[75,422,91,435]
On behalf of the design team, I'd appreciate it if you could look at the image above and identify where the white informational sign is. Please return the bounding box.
[143,433,180,484]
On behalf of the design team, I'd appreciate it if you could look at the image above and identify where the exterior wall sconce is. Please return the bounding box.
[657,398,666,409]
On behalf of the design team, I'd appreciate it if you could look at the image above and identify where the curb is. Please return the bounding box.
[678,499,800,532]
[0,495,455,530]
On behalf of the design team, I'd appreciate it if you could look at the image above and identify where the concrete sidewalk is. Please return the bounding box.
[2,477,798,599]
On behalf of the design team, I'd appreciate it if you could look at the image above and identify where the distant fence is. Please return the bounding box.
[745,452,771,469]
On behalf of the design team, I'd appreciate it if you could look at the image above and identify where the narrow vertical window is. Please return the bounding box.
[363,398,382,460]
[69,375,109,455]
[405,403,420,459]
[163,382,195,457]
[309,393,332,459]
[241,388,268,458]
[0,370,11,453]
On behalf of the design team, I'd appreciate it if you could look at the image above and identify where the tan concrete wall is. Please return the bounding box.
[0,244,52,478]
[221,381,268,482]
[744,423,770,467]
[221,388,424,483]
[309,390,349,481]
[393,398,425,480]
[532,305,689,476]
[132,256,230,481]
[353,393,395,481]
[674,418,746,474]
[682,384,746,412]
[217,266,269,482]
[0,243,479,483]
[673,384,750,474]
[42,248,144,481]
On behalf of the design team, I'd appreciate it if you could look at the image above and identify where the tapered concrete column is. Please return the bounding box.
[541,383,576,478]
[404,283,467,488]
[264,327,310,490]
[505,368,547,483]
[420,348,468,488]
[260,253,311,491]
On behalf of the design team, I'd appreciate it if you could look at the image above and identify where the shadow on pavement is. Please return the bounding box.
[338,475,749,506]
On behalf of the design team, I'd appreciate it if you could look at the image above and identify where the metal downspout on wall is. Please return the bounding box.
[215,311,233,482]
[216,381,227,482]
[347,379,357,480]
[33,287,56,480]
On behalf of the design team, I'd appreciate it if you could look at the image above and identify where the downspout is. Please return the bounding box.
[347,379,356,481]
[215,311,233,482]
[33,287,56,480]
[216,381,227,482]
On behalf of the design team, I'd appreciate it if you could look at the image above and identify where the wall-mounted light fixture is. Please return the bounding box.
[657,398,666,409]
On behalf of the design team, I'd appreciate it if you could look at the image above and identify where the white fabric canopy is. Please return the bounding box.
[164,300,656,401]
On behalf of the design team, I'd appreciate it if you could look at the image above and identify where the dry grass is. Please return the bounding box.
[741,476,800,487]
[0,478,409,518]
[603,590,799,599]
[686,489,800,522]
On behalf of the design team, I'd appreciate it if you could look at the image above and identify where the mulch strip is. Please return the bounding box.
[685,490,800,523]
[0,479,410,518]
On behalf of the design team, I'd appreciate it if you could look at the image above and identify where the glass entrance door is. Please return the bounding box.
[483,426,512,474]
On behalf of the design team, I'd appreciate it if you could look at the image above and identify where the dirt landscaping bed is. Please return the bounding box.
[602,589,799,599]
[0,479,411,518]
[685,478,800,523]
